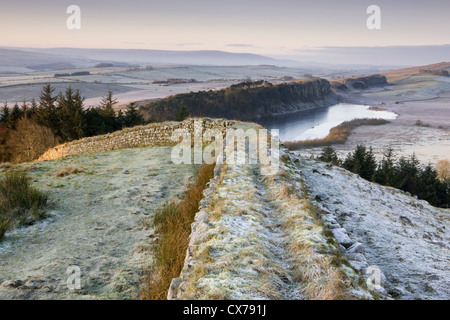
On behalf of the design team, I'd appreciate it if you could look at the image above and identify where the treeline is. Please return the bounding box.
[319,145,450,208]
[0,85,145,163]
[140,79,333,122]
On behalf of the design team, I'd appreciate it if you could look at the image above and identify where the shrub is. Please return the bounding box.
[284,118,389,150]
[55,166,83,177]
[6,117,60,163]
[0,170,49,238]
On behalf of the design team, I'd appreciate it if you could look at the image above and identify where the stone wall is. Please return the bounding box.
[39,118,234,161]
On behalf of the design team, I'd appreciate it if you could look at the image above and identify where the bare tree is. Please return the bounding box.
[6,118,60,163]
[436,159,450,180]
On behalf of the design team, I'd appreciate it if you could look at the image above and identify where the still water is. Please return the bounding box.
[262,103,397,142]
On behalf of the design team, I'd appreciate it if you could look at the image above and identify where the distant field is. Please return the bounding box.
[0,64,385,107]
[0,65,317,106]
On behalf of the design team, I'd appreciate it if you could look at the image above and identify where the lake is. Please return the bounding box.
[262,103,397,142]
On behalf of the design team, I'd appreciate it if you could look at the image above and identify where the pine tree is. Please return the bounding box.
[123,103,144,128]
[8,103,23,130]
[396,154,420,196]
[84,107,110,136]
[445,180,450,208]
[98,90,118,132]
[72,89,85,139]
[418,164,440,206]
[99,90,117,116]
[0,103,10,123]
[116,109,125,130]
[30,99,38,117]
[20,101,30,118]
[344,145,366,176]
[319,146,340,165]
[35,84,59,134]
[343,152,354,172]
[361,147,377,181]
[375,148,396,186]
[56,87,85,141]
[342,145,377,181]
[176,105,188,121]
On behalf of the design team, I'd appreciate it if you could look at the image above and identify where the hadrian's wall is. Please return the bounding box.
[39,118,234,161]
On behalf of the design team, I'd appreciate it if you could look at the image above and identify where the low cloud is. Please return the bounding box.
[291,45,450,66]
[226,44,255,48]
[176,43,203,47]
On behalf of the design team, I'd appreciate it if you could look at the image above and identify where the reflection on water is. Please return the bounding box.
[262,103,397,141]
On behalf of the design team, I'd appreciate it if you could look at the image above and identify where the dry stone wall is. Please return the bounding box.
[39,118,234,161]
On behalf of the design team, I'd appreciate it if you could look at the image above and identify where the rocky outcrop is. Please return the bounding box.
[258,79,340,120]
[420,69,449,77]
[141,79,340,123]
[330,81,349,91]
[332,74,388,91]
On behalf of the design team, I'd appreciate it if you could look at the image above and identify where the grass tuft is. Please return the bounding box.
[55,166,84,177]
[0,170,49,239]
[140,162,215,300]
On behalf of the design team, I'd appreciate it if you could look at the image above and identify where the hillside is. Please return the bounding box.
[0,119,448,300]
[170,140,449,300]
[0,147,195,299]
[381,62,450,83]
[300,158,449,299]
[140,79,339,122]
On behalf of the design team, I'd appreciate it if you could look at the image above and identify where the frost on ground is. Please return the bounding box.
[0,147,195,299]
[299,158,450,300]
[1,121,447,300]
[171,125,376,300]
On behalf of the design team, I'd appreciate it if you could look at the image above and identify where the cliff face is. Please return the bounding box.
[141,79,339,122]
[256,80,339,121]
[277,79,334,101]
[332,74,388,91]
[255,79,339,120]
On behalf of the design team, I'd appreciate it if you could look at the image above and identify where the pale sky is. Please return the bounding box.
[1,0,449,56]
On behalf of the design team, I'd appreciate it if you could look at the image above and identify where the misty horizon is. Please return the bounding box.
[1,0,449,66]
[1,44,449,68]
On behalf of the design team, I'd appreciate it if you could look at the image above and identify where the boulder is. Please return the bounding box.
[347,242,365,254]
[315,193,329,201]
[349,260,369,271]
[332,228,354,248]
[167,277,183,300]
[1,279,23,288]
